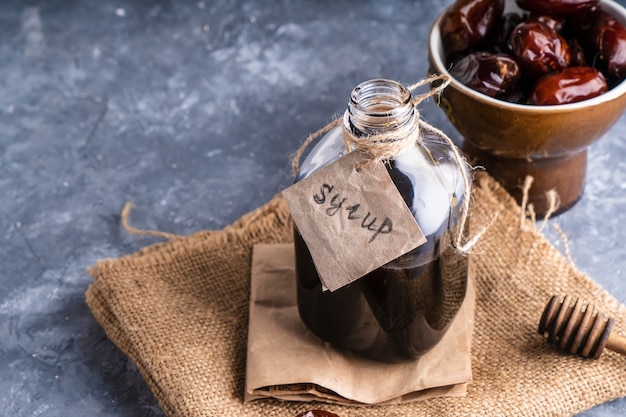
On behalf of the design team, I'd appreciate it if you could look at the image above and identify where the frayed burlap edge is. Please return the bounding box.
[86,172,626,417]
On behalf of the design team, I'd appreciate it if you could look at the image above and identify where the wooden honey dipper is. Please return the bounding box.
[538,295,626,359]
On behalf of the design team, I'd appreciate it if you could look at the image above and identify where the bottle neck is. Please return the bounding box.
[344,79,416,137]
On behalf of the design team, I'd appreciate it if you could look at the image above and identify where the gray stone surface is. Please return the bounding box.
[1,0,625,415]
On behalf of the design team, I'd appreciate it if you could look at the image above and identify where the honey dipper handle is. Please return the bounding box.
[607,332,626,356]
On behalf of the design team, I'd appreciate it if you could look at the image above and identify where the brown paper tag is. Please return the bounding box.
[282,151,426,292]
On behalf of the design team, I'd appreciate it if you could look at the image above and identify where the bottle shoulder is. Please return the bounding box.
[297,127,467,236]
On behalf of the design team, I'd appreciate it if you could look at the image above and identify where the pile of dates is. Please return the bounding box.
[440,0,626,105]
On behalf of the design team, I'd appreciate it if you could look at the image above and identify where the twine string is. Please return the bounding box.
[518,177,573,267]
[553,223,575,267]
[537,190,560,234]
[291,118,342,177]
[520,176,535,230]
[121,202,180,240]
[290,74,481,252]
[341,74,451,168]
[519,176,561,233]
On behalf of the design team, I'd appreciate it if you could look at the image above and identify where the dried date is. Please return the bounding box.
[585,10,626,79]
[511,21,571,77]
[528,66,608,105]
[567,38,588,67]
[450,52,521,97]
[526,14,566,32]
[516,0,599,15]
[441,0,505,53]
[491,12,524,53]
[440,0,626,104]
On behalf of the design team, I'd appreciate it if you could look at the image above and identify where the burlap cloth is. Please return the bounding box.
[86,172,626,417]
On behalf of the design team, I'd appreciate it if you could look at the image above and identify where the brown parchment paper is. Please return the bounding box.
[244,243,475,405]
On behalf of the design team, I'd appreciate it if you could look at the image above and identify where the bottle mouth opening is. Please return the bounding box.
[346,79,414,134]
[350,79,412,113]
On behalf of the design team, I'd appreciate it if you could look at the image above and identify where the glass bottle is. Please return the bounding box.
[294,79,470,362]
